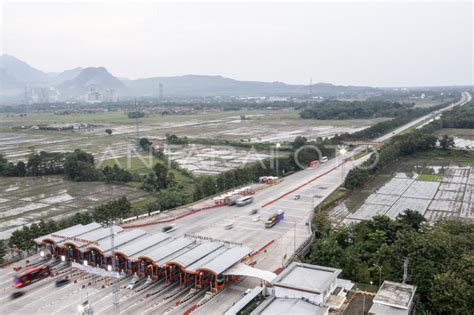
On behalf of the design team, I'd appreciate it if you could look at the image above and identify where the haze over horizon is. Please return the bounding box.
[1,1,473,87]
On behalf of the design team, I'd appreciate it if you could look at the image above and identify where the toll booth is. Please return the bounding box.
[213,196,226,206]
[240,186,253,195]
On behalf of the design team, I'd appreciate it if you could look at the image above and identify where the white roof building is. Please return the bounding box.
[272,262,342,305]
[368,281,417,315]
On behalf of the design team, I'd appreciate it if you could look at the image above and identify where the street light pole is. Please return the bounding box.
[109,223,120,315]
[339,147,347,183]
[293,218,296,254]
[374,264,382,287]
[275,143,280,177]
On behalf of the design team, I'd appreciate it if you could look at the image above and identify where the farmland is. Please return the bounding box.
[0,110,386,173]
[435,128,474,149]
[329,155,474,225]
[0,176,149,239]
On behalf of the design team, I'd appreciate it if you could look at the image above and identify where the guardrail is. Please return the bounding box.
[122,204,224,228]
[121,183,260,227]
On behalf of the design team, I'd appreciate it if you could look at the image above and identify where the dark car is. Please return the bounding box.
[55,278,70,287]
[250,209,259,215]
[10,291,25,299]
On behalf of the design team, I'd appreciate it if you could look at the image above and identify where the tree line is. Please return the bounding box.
[343,120,449,189]
[306,211,473,313]
[0,150,133,183]
[441,100,474,129]
[333,101,454,142]
[300,100,414,120]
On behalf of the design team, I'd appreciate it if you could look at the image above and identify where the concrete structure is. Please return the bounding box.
[230,262,353,315]
[368,281,417,315]
[272,262,342,305]
[34,222,275,291]
[253,297,328,315]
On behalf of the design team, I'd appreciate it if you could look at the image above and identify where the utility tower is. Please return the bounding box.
[134,99,140,147]
[309,77,313,96]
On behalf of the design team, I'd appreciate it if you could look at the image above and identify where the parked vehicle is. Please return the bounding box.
[250,208,259,215]
[224,223,234,230]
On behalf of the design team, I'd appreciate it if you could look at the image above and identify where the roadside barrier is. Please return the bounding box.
[248,239,275,258]
[122,204,224,228]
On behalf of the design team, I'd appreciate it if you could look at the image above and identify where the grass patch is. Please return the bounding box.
[97,155,163,173]
[417,174,442,182]
[353,150,370,160]
[413,149,474,166]
[319,188,350,210]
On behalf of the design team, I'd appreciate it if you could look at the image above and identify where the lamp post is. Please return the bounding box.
[275,143,281,177]
[374,264,382,286]
[109,223,120,315]
[339,147,347,182]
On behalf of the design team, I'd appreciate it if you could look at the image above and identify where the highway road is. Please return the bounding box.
[0,91,470,315]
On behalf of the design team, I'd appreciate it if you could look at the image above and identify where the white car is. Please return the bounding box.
[126,275,140,289]
[253,216,260,222]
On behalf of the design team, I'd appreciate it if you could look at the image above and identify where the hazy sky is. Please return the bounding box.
[1,1,473,87]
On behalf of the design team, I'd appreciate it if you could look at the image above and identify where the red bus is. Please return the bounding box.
[13,265,51,288]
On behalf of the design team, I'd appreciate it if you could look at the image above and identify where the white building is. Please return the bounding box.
[250,262,353,315]
[368,281,417,315]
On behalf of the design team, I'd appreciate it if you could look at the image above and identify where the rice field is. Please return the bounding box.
[0,176,149,239]
[329,158,474,225]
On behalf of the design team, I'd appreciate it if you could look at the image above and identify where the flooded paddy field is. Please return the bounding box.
[0,176,149,239]
[329,157,474,225]
[435,128,474,149]
[0,111,386,163]
[0,131,136,163]
[164,144,270,175]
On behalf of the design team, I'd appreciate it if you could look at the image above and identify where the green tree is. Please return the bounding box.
[155,188,191,210]
[64,149,101,181]
[105,128,113,136]
[439,134,455,149]
[0,240,6,264]
[153,163,169,189]
[429,271,473,313]
[313,210,331,238]
[292,136,307,150]
[93,197,131,225]
[139,137,152,151]
[396,209,426,231]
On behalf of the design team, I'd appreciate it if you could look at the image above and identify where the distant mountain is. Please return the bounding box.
[0,54,378,103]
[58,67,127,96]
[126,75,376,97]
[48,67,83,84]
[0,54,49,83]
[0,68,20,90]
